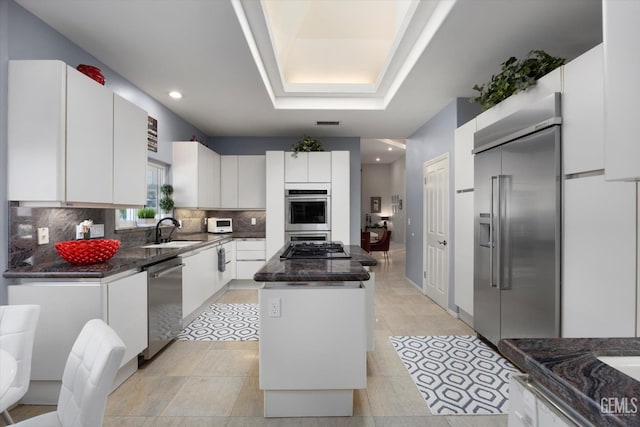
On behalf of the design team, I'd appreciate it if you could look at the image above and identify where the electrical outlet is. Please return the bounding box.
[268,297,281,318]
[90,224,105,238]
[37,227,49,245]
[251,218,257,226]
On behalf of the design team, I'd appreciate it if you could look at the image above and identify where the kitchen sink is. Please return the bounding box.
[140,241,202,249]
[597,356,640,382]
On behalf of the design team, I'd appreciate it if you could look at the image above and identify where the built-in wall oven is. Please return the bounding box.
[285,185,331,232]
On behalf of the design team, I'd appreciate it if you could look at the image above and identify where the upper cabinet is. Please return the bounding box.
[562,44,604,175]
[113,94,148,205]
[454,119,476,191]
[603,0,640,181]
[8,60,147,206]
[285,152,331,183]
[220,155,266,209]
[173,141,221,209]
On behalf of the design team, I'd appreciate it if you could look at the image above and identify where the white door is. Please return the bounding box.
[423,154,449,309]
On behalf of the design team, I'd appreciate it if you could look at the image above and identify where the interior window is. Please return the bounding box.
[115,160,168,229]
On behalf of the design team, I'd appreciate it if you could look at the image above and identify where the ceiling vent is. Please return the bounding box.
[316,121,341,126]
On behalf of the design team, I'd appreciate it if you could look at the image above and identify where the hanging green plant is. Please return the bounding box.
[470,50,565,110]
[291,135,323,158]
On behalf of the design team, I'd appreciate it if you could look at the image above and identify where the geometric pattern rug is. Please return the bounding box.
[389,335,520,415]
[178,304,259,341]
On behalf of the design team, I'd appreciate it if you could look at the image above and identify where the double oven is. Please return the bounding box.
[284,184,331,242]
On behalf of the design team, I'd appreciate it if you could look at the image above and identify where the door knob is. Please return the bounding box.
[438,240,447,246]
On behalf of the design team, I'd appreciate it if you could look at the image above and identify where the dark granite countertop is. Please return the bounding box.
[254,244,376,282]
[499,338,640,426]
[4,234,232,279]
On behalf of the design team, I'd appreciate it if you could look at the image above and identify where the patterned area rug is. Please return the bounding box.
[389,335,520,415]
[178,303,259,341]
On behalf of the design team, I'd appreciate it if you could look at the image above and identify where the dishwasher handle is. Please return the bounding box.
[151,263,185,278]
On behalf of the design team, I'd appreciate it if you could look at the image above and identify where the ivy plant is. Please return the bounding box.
[291,135,323,158]
[470,50,565,110]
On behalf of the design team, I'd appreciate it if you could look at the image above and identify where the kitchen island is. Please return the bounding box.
[254,243,376,418]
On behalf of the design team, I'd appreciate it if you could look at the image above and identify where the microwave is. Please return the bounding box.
[207,217,233,233]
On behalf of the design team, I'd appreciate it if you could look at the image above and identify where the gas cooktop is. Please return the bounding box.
[280,242,351,260]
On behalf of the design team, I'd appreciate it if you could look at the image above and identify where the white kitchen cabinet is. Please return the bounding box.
[266,151,285,258]
[454,119,475,324]
[182,245,219,320]
[8,60,118,205]
[220,155,266,209]
[220,155,239,208]
[563,44,604,175]
[238,155,266,208]
[454,119,475,191]
[259,284,366,416]
[454,191,474,322]
[7,270,148,403]
[509,375,576,427]
[217,240,236,286]
[105,271,148,368]
[172,141,221,209]
[285,151,331,183]
[236,238,266,280]
[66,65,114,204]
[603,0,640,181]
[113,94,148,205]
[562,175,636,338]
[330,151,350,244]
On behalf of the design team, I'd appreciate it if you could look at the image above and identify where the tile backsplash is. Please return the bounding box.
[8,204,266,268]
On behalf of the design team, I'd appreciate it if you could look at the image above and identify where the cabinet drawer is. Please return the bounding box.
[236,239,265,251]
[237,249,265,261]
[236,260,265,280]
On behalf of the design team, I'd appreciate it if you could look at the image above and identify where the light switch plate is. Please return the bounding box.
[251,218,257,225]
[37,227,49,245]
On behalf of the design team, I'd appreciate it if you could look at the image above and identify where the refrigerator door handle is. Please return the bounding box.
[496,174,503,291]
[490,176,497,288]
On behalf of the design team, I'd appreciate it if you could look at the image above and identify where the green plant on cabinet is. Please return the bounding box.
[470,50,565,110]
[291,135,323,158]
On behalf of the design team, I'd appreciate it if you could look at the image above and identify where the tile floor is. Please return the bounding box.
[2,246,508,427]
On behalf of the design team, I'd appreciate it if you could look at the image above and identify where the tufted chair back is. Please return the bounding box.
[0,304,40,423]
[13,319,125,427]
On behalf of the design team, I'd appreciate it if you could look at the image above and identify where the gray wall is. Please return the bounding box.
[405,98,480,311]
[210,136,362,244]
[0,0,207,303]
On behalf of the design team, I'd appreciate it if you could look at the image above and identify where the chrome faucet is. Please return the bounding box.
[155,217,181,244]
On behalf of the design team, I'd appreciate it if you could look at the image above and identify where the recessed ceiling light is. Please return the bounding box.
[388,147,393,151]
[376,157,380,162]
[169,91,183,99]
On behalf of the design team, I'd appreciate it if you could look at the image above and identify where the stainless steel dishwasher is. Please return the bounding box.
[143,257,184,360]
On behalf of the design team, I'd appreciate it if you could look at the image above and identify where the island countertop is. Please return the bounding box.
[499,337,640,426]
[254,245,376,282]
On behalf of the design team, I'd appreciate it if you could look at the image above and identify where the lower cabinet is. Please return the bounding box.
[182,245,219,320]
[236,238,266,280]
[509,375,578,427]
[216,240,236,287]
[454,191,473,324]
[562,175,636,337]
[7,270,148,404]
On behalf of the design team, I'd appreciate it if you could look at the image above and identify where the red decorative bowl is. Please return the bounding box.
[76,64,105,85]
[55,239,121,265]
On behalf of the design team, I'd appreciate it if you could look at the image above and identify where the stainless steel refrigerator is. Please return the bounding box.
[473,93,561,346]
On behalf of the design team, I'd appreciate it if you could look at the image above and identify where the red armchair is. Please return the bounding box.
[362,230,391,260]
